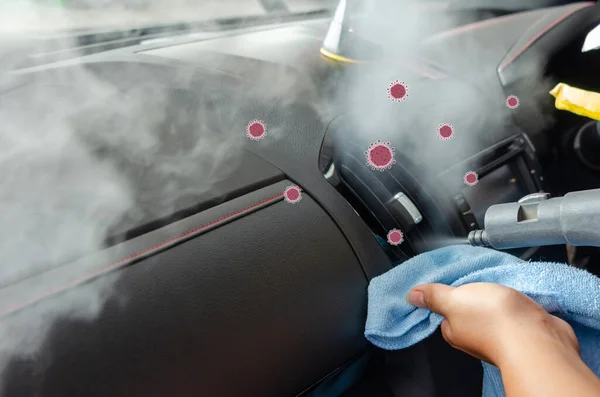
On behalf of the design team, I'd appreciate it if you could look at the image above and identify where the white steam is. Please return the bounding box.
[338,0,551,183]
[0,0,272,390]
[0,0,556,392]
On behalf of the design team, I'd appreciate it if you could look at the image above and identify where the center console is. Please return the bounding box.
[320,116,545,260]
[439,134,544,232]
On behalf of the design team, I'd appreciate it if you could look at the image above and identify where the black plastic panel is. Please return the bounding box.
[497,2,597,85]
[0,182,369,397]
[0,30,398,394]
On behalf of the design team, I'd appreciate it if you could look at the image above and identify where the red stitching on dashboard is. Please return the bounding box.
[0,192,285,317]
[109,193,284,267]
[498,2,594,71]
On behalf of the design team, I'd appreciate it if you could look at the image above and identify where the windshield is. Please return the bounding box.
[0,0,339,70]
[0,0,338,34]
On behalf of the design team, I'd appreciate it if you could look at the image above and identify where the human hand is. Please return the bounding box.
[406,282,579,367]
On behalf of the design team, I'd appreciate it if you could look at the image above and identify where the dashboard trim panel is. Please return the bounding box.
[0,181,291,319]
[498,2,594,71]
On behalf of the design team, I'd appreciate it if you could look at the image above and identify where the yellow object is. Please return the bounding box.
[319,47,363,64]
[549,83,600,120]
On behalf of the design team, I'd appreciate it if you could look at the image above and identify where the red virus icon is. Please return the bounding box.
[438,123,454,140]
[388,80,408,102]
[365,140,396,171]
[387,229,404,246]
[284,185,302,204]
[506,95,519,109]
[246,119,267,140]
[464,171,479,186]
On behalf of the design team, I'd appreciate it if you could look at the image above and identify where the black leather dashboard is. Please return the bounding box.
[2,180,372,397]
[2,3,599,396]
[0,18,393,397]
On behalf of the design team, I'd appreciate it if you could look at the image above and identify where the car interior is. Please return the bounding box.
[2,1,600,396]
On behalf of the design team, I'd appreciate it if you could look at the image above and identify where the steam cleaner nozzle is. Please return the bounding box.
[467,230,490,247]
[465,189,600,250]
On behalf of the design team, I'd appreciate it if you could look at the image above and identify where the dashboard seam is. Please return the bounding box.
[0,192,285,318]
[498,2,595,71]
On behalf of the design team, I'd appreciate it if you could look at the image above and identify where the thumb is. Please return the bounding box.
[406,283,456,315]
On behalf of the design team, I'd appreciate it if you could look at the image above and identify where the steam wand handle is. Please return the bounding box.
[467,189,600,250]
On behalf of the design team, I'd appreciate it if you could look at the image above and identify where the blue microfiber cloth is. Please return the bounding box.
[364,245,600,397]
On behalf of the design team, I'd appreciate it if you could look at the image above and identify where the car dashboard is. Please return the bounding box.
[2,2,600,397]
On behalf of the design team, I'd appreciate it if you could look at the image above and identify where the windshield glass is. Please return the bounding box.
[0,0,338,70]
[0,0,337,34]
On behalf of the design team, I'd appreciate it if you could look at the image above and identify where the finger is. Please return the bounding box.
[440,318,453,342]
[440,320,462,352]
[407,283,455,315]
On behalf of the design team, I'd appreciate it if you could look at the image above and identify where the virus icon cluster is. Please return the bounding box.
[283,185,302,204]
[388,80,408,102]
[246,119,267,141]
[365,140,396,171]
[506,95,519,109]
[464,171,479,186]
[438,123,454,140]
[387,229,404,246]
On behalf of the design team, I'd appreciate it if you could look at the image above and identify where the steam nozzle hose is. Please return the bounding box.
[467,189,600,250]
